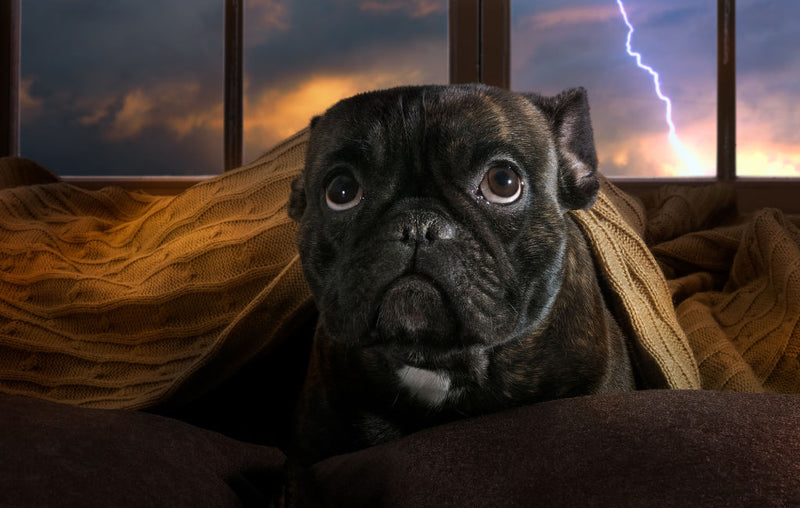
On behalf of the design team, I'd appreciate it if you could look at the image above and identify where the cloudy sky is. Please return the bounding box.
[19,0,799,178]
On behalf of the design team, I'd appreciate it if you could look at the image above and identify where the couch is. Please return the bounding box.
[1,129,799,506]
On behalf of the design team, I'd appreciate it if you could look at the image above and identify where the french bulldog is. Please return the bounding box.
[288,84,635,463]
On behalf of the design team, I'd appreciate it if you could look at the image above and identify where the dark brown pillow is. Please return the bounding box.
[0,394,286,507]
[312,390,800,507]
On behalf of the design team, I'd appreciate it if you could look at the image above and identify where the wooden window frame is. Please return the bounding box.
[449,0,509,88]
[1,0,19,160]
[224,0,243,172]
[2,0,799,211]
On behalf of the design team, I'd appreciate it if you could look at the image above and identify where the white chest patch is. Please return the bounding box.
[396,365,451,408]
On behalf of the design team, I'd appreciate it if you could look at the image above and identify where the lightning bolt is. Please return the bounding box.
[616,0,704,176]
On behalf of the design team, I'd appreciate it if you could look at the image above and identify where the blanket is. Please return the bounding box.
[575,180,800,392]
[0,132,312,409]
[1,131,799,409]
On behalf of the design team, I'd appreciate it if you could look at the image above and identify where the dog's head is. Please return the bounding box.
[289,84,598,363]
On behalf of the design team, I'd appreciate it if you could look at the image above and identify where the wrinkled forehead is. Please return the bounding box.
[427,86,552,141]
[307,86,553,165]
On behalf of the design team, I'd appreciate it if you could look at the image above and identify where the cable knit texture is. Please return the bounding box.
[0,130,312,408]
[1,131,799,408]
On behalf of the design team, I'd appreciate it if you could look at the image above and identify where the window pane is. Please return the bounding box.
[243,0,448,163]
[20,1,223,176]
[736,1,800,177]
[511,0,716,178]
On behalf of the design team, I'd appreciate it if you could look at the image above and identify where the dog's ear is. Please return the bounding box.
[523,87,599,210]
[288,116,323,221]
[288,176,306,221]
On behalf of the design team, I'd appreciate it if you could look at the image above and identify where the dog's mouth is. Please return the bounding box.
[374,274,456,347]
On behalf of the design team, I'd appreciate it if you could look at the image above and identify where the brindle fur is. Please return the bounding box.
[288,84,634,463]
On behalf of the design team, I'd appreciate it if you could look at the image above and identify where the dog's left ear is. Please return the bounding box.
[523,87,599,210]
[288,115,324,221]
[288,176,306,222]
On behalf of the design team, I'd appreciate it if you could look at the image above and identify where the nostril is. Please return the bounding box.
[424,220,455,242]
[435,222,455,241]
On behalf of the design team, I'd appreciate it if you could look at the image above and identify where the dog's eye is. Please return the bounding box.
[479,165,522,204]
[325,173,363,211]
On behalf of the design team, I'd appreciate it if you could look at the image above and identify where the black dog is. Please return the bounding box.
[288,84,634,463]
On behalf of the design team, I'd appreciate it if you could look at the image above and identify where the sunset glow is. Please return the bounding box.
[616,0,706,176]
[242,69,431,161]
[512,0,799,178]
[18,0,799,178]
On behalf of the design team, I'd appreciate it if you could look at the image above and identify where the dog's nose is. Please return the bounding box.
[399,214,455,245]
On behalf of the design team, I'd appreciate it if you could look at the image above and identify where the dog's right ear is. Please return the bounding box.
[523,88,599,211]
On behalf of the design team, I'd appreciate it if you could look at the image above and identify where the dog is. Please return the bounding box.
[287,84,635,463]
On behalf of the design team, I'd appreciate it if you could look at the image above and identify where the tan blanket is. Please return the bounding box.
[1,131,798,408]
[574,180,800,392]
[0,131,312,409]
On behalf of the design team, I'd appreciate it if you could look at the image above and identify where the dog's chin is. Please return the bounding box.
[321,272,512,364]
[375,275,455,346]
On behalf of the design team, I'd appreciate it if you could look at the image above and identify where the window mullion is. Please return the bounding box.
[224,0,243,172]
[449,0,509,87]
[1,0,20,158]
[717,0,736,181]
[480,0,509,88]
[449,0,481,84]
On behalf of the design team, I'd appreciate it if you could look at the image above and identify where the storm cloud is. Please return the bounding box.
[18,0,799,177]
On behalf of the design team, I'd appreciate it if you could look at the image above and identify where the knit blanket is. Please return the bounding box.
[0,132,313,409]
[1,131,798,409]
[575,180,800,392]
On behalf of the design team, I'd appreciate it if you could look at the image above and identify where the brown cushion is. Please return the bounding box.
[312,390,800,507]
[0,393,286,507]
[4,390,800,506]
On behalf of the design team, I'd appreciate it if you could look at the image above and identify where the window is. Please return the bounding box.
[241,0,448,164]
[465,0,800,183]
[19,0,225,176]
[511,0,717,178]
[2,0,799,188]
[10,0,448,176]
[736,0,800,177]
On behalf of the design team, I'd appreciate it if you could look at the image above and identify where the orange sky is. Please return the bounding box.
[19,0,799,178]
[45,68,794,178]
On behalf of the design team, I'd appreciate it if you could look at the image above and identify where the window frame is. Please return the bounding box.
[2,0,799,211]
[1,0,19,160]
[451,0,799,213]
